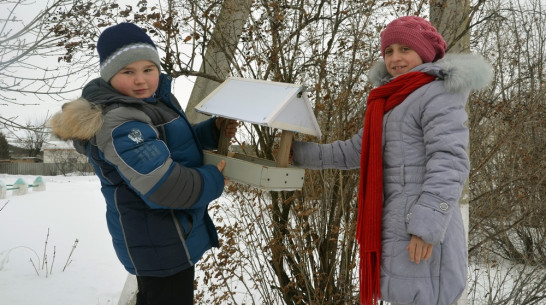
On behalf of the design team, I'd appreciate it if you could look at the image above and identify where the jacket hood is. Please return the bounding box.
[49,97,104,141]
[369,53,494,93]
[49,74,173,141]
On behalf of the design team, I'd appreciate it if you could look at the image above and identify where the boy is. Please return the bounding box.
[50,23,237,305]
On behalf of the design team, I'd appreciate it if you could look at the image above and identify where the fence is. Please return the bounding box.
[0,163,94,176]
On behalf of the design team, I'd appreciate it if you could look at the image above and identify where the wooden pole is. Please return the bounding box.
[276,130,293,168]
[217,120,230,155]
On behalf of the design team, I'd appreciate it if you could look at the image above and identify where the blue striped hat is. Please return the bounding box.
[97,23,161,82]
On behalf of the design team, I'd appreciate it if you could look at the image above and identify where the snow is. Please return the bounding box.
[1,174,543,305]
[0,174,127,305]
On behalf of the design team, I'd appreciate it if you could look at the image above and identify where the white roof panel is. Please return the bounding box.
[194,77,321,137]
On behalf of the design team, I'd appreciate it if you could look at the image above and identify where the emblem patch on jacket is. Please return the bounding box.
[128,128,144,144]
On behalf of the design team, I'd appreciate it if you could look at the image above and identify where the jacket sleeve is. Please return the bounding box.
[95,107,224,210]
[407,87,470,245]
[292,128,362,170]
[193,117,220,150]
[168,92,219,150]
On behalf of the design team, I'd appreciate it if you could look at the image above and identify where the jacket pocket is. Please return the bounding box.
[175,210,193,239]
[387,240,441,278]
[381,239,442,305]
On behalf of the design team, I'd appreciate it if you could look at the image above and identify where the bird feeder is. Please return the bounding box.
[194,77,321,191]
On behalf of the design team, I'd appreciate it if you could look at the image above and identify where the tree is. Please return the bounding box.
[0,132,10,160]
[47,0,546,304]
[204,1,376,303]
[466,0,546,304]
[51,1,372,303]
[431,2,546,304]
[184,0,253,123]
[0,0,88,131]
[9,118,50,158]
[430,1,473,304]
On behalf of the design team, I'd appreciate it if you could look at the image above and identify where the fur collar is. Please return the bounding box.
[49,98,104,141]
[368,53,493,93]
[49,74,173,141]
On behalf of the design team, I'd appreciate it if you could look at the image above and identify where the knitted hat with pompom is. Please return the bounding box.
[96,23,161,82]
[380,16,447,63]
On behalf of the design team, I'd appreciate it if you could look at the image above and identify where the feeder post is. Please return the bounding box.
[276,130,294,168]
[217,120,231,156]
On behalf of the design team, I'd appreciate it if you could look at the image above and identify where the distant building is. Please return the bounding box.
[3,144,42,163]
[42,135,87,164]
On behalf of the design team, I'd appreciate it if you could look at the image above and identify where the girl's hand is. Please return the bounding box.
[215,117,238,138]
[406,235,433,264]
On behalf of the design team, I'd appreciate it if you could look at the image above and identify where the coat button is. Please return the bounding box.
[439,202,449,211]
[406,213,412,222]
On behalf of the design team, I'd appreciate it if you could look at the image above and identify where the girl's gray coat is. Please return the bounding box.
[292,54,492,305]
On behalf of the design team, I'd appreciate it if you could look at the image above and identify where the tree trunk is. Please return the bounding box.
[430,0,471,54]
[430,1,470,304]
[184,0,252,124]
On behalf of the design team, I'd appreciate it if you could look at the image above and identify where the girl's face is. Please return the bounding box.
[110,60,160,98]
[384,44,424,77]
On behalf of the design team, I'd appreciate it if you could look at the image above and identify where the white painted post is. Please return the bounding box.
[0,180,6,199]
[32,176,46,191]
[12,178,28,196]
[117,274,137,305]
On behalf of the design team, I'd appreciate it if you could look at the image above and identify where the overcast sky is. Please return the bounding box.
[2,1,195,131]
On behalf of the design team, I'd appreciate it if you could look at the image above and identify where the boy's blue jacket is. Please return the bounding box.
[50,74,224,277]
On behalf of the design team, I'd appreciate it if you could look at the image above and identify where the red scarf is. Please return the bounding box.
[357,72,436,305]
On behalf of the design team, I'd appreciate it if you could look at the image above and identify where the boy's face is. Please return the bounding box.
[384,43,424,77]
[110,60,160,98]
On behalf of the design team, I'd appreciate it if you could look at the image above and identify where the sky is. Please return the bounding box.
[1,1,196,129]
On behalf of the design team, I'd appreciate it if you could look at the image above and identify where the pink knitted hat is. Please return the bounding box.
[380,16,447,63]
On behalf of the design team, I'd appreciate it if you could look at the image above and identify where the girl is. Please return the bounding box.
[292,16,492,305]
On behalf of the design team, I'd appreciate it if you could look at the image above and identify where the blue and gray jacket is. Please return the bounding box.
[50,74,225,277]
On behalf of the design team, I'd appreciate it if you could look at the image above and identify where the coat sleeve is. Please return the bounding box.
[95,107,224,210]
[169,93,220,150]
[407,87,470,245]
[292,128,363,170]
[192,117,220,150]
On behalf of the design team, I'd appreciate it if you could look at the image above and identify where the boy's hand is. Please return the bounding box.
[406,235,433,264]
[215,117,238,138]
[216,160,231,185]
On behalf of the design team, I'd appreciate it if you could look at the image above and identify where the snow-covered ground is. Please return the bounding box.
[1,174,543,305]
[0,174,127,305]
